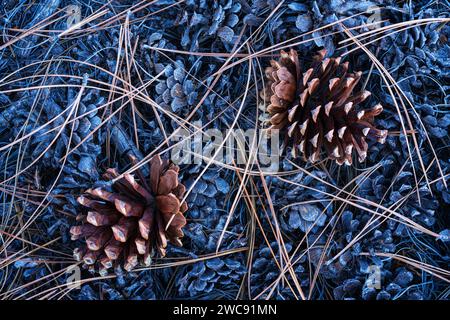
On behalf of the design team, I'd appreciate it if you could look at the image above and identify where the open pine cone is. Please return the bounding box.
[70,155,188,274]
[260,49,387,165]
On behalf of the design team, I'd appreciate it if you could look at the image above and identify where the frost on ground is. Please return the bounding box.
[0,0,449,300]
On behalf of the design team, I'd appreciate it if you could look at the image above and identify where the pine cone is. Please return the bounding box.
[70,155,188,274]
[154,60,197,116]
[260,49,388,165]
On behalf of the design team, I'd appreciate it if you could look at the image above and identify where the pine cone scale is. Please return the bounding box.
[116,198,146,217]
[86,211,118,226]
[138,207,154,240]
[158,169,179,195]
[104,239,122,260]
[156,194,181,214]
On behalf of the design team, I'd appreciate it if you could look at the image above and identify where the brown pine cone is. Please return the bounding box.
[70,155,188,274]
[260,49,387,165]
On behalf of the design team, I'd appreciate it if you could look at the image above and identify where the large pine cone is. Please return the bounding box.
[70,155,188,274]
[260,49,387,165]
